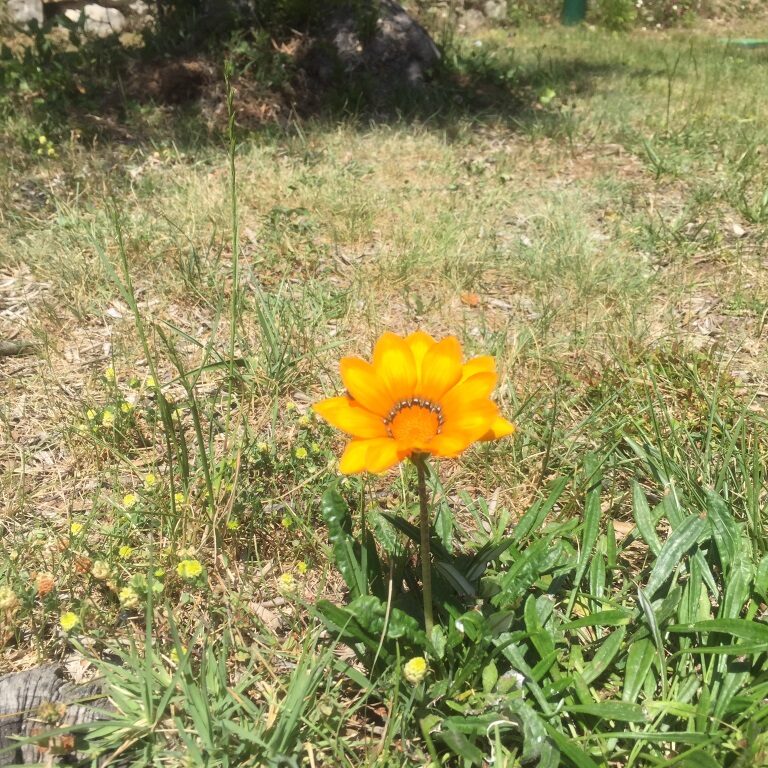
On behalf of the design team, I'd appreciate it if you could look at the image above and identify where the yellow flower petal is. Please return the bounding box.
[338,437,401,474]
[372,333,417,402]
[313,396,387,438]
[441,399,498,441]
[460,355,496,382]
[339,357,393,416]
[428,431,476,458]
[405,330,437,373]
[418,336,463,401]
[480,415,516,441]
[441,372,497,417]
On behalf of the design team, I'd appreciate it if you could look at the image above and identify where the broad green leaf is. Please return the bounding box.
[465,537,515,582]
[381,511,452,560]
[482,660,498,693]
[321,488,365,599]
[645,514,708,599]
[438,726,484,764]
[720,551,753,620]
[622,637,655,703]
[633,481,662,556]
[755,554,768,600]
[544,723,601,768]
[705,489,741,575]
[568,456,602,615]
[567,701,647,722]
[582,627,626,685]
[669,618,768,643]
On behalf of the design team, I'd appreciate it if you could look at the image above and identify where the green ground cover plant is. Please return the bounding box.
[1,8,768,767]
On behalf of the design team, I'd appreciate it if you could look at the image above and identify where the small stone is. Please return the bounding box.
[64,4,126,36]
[7,0,44,24]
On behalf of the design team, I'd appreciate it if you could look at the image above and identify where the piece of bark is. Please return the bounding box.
[0,664,107,765]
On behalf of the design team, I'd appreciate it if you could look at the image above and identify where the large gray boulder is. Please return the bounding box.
[303,0,441,88]
[64,3,127,35]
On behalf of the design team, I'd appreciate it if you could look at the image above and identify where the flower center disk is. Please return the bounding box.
[385,399,443,447]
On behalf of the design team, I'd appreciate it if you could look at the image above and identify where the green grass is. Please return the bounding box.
[1,12,768,767]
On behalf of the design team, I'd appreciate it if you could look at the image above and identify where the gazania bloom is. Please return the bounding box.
[313,331,515,474]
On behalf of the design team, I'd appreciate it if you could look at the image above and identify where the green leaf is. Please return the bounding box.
[705,489,742,576]
[720,551,753,620]
[633,481,662,556]
[465,537,515,582]
[321,488,365,599]
[544,723,601,768]
[433,560,476,598]
[381,511,452,561]
[566,701,647,722]
[438,726,484,764]
[755,554,768,600]
[582,627,626,686]
[482,660,498,694]
[570,457,602,611]
[622,637,655,703]
[669,618,768,643]
[645,514,708,599]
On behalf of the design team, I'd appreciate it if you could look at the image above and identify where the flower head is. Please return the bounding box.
[0,586,19,612]
[176,559,203,580]
[403,656,428,685]
[123,493,137,508]
[313,331,515,474]
[60,612,79,632]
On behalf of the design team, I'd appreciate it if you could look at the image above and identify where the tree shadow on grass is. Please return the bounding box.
[0,20,654,154]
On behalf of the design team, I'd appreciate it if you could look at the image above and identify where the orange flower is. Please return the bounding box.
[313,331,515,474]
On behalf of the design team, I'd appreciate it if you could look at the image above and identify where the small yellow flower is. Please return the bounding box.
[120,401,133,413]
[278,572,296,592]
[104,367,116,382]
[176,559,203,579]
[154,568,165,579]
[280,516,293,529]
[91,561,110,580]
[101,409,115,428]
[286,401,297,412]
[310,442,321,454]
[145,375,156,388]
[118,586,141,609]
[296,560,308,575]
[169,645,187,665]
[298,415,311,427]
[294,447,308,460]
[226,520,240,531]
[60,612,79,632]
[257,441,269,453]
[0,586,19,612]
[118,546,133,559]
[123,493,137,508]
[70,522,84,536]
[144,473,157,490]
[46,146,56,158]
[38,135,47,145]
[75,423,89,435]
[403,656,428,685]
[174,492,185,505]
[86,409,97,421]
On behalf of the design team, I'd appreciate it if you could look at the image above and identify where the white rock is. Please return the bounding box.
[64,4,126,36]
[483,0,508,20]
[7,0,44,24]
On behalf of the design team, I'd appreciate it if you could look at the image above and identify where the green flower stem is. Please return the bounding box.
[414,454,434,636]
